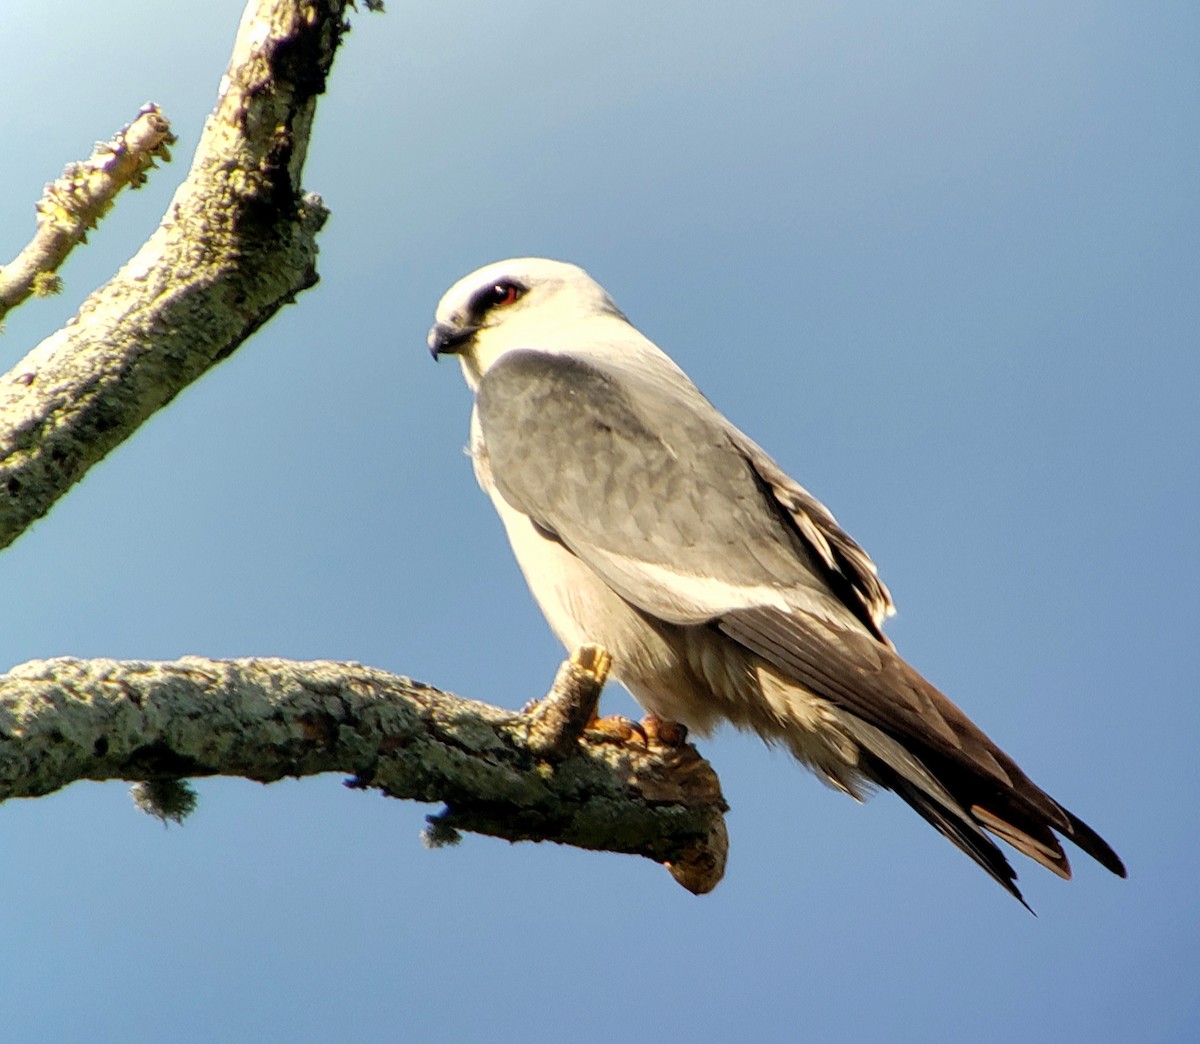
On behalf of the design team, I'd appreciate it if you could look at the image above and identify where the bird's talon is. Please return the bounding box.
[584,714,647,745]
[641,714,689,748]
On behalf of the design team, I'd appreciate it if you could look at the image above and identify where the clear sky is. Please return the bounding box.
[1,2,1197,1041]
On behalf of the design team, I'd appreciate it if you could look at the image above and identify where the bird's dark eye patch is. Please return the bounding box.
[471,279,526,315]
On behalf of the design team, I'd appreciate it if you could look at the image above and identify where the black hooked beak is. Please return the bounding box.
[428,321,480,360]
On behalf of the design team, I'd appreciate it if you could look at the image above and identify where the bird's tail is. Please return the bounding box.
[833,708,1127,907]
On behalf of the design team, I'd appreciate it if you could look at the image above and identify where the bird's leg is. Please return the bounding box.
[571,643,612,686]
[524,644,613,757]
[521,643,686,752]
[558,644,647,744]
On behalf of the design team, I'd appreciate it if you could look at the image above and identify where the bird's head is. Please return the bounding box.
[428,258,625,388]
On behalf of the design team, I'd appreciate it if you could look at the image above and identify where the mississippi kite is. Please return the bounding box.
[428,257,1125,904]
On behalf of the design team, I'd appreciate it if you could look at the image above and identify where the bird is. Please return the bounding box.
[427,257,1126,905]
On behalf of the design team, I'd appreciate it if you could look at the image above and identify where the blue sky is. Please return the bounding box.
[1,2,1197,1040]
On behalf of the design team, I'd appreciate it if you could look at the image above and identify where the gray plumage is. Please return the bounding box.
[428,257,1126,905]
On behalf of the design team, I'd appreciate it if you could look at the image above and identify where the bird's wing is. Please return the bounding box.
[476,348,1126,888]
[727,432,895,641]
[476,350,969,752]
[477,348,879,627]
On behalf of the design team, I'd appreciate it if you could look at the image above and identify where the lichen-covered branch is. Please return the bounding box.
[0,651,729,894]
[0,0,351,550]
[0,0,729,897]
[0,105,177,323]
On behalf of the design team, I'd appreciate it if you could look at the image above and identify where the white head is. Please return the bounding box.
[427,258,628,389]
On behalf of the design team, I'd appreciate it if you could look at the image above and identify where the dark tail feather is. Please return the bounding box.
[960,743,1128,879]
[927,746,1128,882]
[871,762,1032,912]
[836,713,1034,907]
[1058,806,1127,878]
[971,803,1071,879]
[840,709,1122,908]
[899,746,1127,892]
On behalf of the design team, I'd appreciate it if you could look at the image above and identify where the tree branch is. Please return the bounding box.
[0,0,731,896]
[0,649,729,894]
[0,105,176,323]
[0,0,350,551]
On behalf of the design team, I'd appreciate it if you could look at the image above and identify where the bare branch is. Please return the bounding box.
[0,105,177,323]
[0,1,729,896]
[0,0,351,551]
[0,651,729,894]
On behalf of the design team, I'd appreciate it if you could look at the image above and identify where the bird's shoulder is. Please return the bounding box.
[477,347,692,427]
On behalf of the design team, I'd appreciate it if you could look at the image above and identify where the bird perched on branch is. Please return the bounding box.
[428,257,1125,906]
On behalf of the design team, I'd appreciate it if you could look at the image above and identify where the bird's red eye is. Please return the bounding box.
[488,282,522,307]
[469,279,526,317]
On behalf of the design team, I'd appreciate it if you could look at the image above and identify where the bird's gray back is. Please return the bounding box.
[476,349,845,624]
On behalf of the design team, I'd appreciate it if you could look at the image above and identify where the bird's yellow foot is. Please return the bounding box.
[572,644,634,742]
[584,714,647,744]
[640,714,689,747]
[584,713,688,748]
